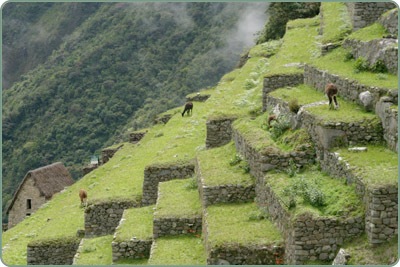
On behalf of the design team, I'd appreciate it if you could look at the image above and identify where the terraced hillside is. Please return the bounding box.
[2,3,398,265]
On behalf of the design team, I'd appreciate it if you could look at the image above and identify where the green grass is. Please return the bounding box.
[205,203,283,247]
[148,236,206,265]
[154,179,202,218]
[306,97,379,124]
[269,84,327,105]
[269,84,381,124]
[312,47,398,89]
[266,168,364,218]
[266,17,320,75]
[335,145,398,187]
[319,2,352,44]
[3,10,398,266]
[113,206,154,242]
[341,234,398,265]
[232,116,277,153]
[348,23,388,42]
[74,235,113,265]
[197,142,254,187]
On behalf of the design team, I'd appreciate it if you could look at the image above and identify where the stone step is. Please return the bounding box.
[203,202,284,265]
[196,142,255,207]
[320,145,398,245]
[265,84,384,151]
[73,235,113,265]
[153,179,202,238]
[111,206,154,264]
[257,168,365,264]
[232,115,316,180]
[148,236,206,265]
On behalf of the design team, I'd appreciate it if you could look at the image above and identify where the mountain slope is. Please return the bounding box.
[2,2,267,217]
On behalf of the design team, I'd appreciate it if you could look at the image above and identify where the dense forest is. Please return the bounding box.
[2,2,269,221]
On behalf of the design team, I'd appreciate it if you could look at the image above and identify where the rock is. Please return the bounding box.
[359,91,373,111]
[332,248,350,265]
[347,147,368,152]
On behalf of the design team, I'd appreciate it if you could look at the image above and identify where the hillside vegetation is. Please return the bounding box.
[2,2,397,265]
[2,2,268,219]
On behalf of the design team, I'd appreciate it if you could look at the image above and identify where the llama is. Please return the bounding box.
[325,83,339,110]
[182,102,193,117]
[79,189,88,207]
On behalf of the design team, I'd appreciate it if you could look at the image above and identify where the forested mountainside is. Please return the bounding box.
[2,2,268,220]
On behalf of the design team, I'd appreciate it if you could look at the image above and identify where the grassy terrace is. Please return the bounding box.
[148,236,206,265]
[265,168,364,219]
[319,2,352,44]
[205,202,283,247]
[232,115,312,154]
[74,235,113,265]
[311,47,398,89]
[266,17,320,75]
[269,84,326,105]
[197,142,254,187]
[113,206,154,242]
[154,179,201,218]
[347,22,389,42]
[269,85,379,124]
[335,145,398,187]
[341,234,398,265]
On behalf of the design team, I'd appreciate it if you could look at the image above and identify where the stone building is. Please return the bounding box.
[6,162,74,229]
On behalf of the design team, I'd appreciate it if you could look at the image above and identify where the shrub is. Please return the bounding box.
[354,57,369,72]
[282,176,326,209]
[371,60,388,73]
[269,115,291,140]
[288,98,300,113]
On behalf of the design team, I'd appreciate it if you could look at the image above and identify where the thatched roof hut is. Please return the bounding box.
[6,162,74,228]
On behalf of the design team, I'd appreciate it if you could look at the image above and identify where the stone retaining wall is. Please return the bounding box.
[154,113,173,125]
[206,116,237,149]
[298,108,383,152]
[343,38,398,75]
[379,8,398,36]
[304,64,397,109]
[84,199,138,237]
[129,131,147,144]
[141,161,195,206]
[366,186,398,245]
[153,217,202,238]
[256,173,364,264]
[207,244,283,265]
[375,97,398,152]
[345,2,397,31]
[262,73,304,112]
[232,126,315,181]
[320,150,398,245]
[202,206,285,265]
[186,93,211,102]
[199,184,255,207]
[111,239,152,262]
[102,144,124,164]
[27,238,81,265]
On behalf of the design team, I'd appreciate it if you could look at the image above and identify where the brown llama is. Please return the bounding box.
[182,102,193,117]
[79,189,88,206]
[325,83,339,110]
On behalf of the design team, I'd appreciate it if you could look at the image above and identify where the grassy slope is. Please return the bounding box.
[3,7,398,265]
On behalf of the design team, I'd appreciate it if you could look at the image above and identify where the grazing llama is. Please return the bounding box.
[182,102,193,117]
[79,189,88,207]
[325,83,339,110]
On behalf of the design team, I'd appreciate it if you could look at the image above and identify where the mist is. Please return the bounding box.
[226,2,270,53]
